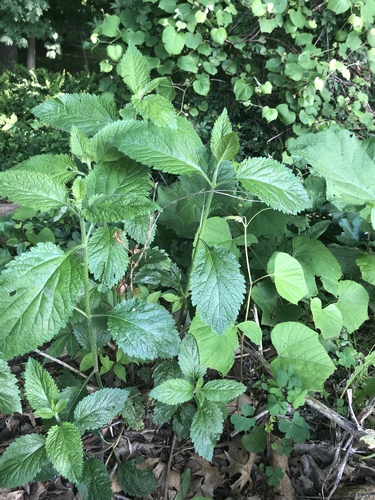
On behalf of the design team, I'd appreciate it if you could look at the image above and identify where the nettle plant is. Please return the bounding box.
[0,43,373,495]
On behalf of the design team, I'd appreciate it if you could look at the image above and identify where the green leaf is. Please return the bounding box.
[190,400,224,461]
[33,93,117,136]
[70,126,93,164]
[210,109,232,158]
[132,94,177,129]
[88,227,129,292]
[0,359,21,414]
[292,236,342,296]
[0,434,47,488]
[150,379,194,405]
[84,195,157,224]
[242,426,267,453]
[178,334,206,381]
[210,27,227,45]
[74,388,129,434]
[116,118,209,179]
[234,79,254,101]
[200,217,238,255]
[237,320,262,345]
[311,298,342,339]
[117,42,150,93]
[201,380,245,403]
[108,298,180,360]
[289,129,375,211]
[77,458,112,500]
[85,159,151,199]
[162,26,186,55]
[262,106,278,122]
[189,313,238,376]
[237,157,311,214]
[24,358,59,410]
[270,322,336,391]
[107,44,123,62]
[14,154,78,184]
[46,423,83,483]
[336,280,369,333]
[100,14,120,37]
[190,245,246,335]
[117,460,157,497]
[0,243,83,359]
[0,170,68,212]
[268,252,309,304]
[357,254,375,285]
[327,0,352,14]
[193,74,211,96]
[278,411,310,442]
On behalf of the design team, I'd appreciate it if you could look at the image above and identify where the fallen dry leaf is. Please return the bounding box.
[219,435,256,493]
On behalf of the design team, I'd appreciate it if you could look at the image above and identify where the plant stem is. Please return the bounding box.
[80,215,102,388]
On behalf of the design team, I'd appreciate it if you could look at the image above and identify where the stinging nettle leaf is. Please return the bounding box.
[25,358,60,411]
[150,379,194,405]
[117,41,151,94]
[115,118,210,180]
[33,93,117,137]
[0,170,68,212]
[0,359,22,414]
[0,434,47,488]
[108,298,180,360]
[190,245,246,335]
[178,334,205,381]
[88,227,129,291]
[0,243,84,360]
[190,399,224,461]
[74,388,129,434]
[13,154,78,184]
[117,459,158,497]
[77,458,112,500]
[210,109,239,162]
[201,380,246,403]
[84,195,158,224]
[237,157,311,214]
[132,94,178,129]
[46,422,83,483]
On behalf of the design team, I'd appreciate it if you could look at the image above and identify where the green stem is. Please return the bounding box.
[80,214,102,388]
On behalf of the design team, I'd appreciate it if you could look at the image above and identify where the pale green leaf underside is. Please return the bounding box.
[336,280,369,333]
[14,154,78,184]
[150,379,194,405]
[237,320,263,345]
[190,246,246,335]
[25,358,60,411]
[189,313,238,376]
[116,117,209,179]
[0,243,83,359]
[0,434,47,488]
[289,129,375,210]
[0,170,68,212]
[190,400,224,461]
[270,322,335,391]
[46,422,83,483]
[311,298,342,339]
[74,388,129,434]
[0,359,22,414]
[237,157,310,214]
[33,93,117,136]
[108,298,180,360]
[78,458,112,500]
[88,227,129,291]
[268,252,309,304]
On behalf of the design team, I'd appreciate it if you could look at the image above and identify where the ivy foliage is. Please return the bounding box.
[91,0,375,140]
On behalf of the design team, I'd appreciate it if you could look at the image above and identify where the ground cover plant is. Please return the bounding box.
[0,42,374,499]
